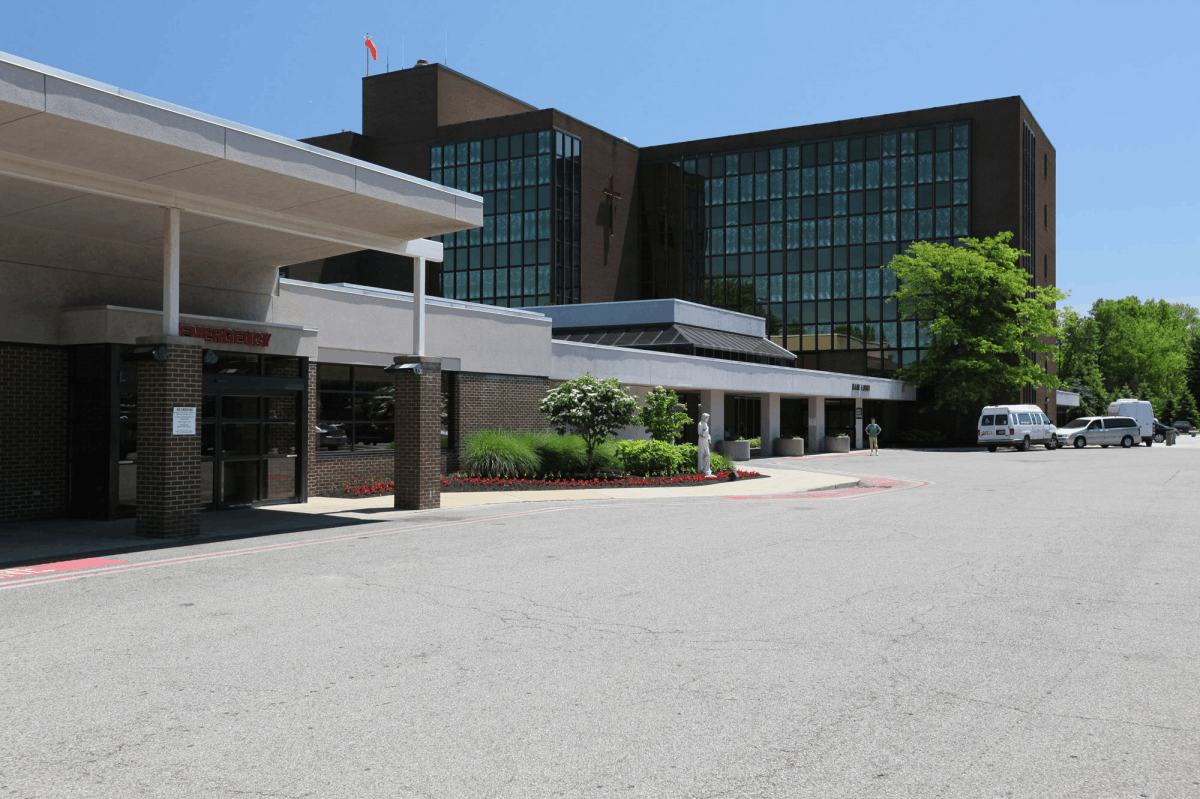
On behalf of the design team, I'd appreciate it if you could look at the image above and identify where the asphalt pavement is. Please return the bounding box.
[2,438,1197,798]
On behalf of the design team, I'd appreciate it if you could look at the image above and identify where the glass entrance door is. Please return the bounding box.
[201,389,302,509]
[201,351,306,511]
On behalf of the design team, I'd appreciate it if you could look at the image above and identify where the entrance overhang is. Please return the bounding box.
[0,51,481,268]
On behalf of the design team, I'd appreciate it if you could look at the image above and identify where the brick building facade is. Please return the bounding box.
[0,343,69,522]
[295,62,1055,412]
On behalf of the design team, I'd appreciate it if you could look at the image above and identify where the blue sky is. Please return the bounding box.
[4,0,1197,313]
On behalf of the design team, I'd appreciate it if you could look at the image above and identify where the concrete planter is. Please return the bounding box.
[824,436,851,453]
[717,439,752,461]
[775,438,805,456]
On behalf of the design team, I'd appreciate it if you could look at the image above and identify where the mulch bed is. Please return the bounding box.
[441,470,765,493]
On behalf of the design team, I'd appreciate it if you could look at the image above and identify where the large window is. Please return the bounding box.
[640,124,970,373]
[316,365,395,453]
[429,128,582,307]
[316,366,457,454]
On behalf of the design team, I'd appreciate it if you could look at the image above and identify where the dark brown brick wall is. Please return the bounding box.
[0,342,68,522]
[356,64,537,180]
[1021,98,1057,413]
[393,358,443,510]
[135,344,202,537]
[452,372,552,454]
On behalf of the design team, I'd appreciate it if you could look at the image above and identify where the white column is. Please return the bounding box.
[413,256,426,356]
[855,397,864,449]
[162,207,181,337]
[700,389,724,448]
[761,393,780,457]
[810,396,826,453]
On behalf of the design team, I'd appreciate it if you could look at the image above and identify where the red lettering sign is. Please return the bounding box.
[179,324,274,348]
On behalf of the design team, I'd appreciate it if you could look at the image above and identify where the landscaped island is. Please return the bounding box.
[333,377,770,498]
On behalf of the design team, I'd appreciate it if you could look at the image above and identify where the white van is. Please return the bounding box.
[977,404,1058,452]
[1108,399,1155,446]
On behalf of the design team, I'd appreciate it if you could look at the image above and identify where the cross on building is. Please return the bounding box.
[603,177,621,237]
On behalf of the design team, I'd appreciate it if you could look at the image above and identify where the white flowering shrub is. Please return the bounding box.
[540,374,640,474]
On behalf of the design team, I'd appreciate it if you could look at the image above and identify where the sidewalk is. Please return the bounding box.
[0,466,854,569]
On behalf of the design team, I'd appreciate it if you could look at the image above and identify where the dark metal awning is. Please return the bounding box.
[674,324,795,360]
[554,323,795,361]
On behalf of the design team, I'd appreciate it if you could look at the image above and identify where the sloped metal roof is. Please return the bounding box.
[554,324,795,361]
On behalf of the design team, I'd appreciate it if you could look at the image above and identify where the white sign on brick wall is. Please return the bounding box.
[172,407,196,435]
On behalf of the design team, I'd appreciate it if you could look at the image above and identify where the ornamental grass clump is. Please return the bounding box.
[462,428,541,474]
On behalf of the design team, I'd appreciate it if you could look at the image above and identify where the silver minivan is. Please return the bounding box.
[1056,416,1142,449]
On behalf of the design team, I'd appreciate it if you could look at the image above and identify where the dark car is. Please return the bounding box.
[315,423,349,451]
[1174,421,1197,437]
[1152,419,1172,443]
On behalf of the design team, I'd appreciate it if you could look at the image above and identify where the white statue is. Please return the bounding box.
[698,412,713,477]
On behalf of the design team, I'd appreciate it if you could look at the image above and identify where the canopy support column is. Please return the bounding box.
[162,207,181,337]
[413,256,426,356]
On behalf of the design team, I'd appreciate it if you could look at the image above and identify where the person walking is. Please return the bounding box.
[865,418,882,455]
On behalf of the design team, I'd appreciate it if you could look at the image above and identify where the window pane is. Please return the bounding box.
[266,457,296,499]
[936,152,951,182]
[265,422,296,455]
[221,423,260,457]
[223,460,259,504]
[318,392,352,421]
[954,150,969,180]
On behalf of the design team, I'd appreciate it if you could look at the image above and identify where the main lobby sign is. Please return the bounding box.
[179,324,273,347]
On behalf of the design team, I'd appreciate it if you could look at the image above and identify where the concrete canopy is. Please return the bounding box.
[0,52,482,272]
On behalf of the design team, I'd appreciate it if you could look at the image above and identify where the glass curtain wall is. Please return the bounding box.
[639,124,970,374]
[430,128,582,307]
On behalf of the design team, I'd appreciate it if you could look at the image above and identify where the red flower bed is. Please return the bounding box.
[441,469,762,493]
[333,476,395,498]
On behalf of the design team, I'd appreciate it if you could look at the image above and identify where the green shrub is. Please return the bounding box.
[615,439,685,475]
[747,437,761,448]
[462,429,541,474]
[676,443,731,473]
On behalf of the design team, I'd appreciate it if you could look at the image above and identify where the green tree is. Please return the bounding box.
[885,233,1065,438]
[540,374,640,474]
[1184,320,1200,406]
[1090,297,1191,402]
[639,386,692,443]
[1176,392,1199,427]
[1057,308,1111,416]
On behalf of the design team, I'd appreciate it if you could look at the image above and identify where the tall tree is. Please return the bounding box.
[639,386,692,444]
[885,233,1065,436]
[540,374,640,474]
[1090,297,1191,405]
[1057,308,1112,416]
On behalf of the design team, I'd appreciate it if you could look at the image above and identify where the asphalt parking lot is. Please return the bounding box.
[2,439,1197,798]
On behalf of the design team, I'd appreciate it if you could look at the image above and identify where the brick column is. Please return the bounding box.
[393,356,442,511]
[135,336,202,537]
